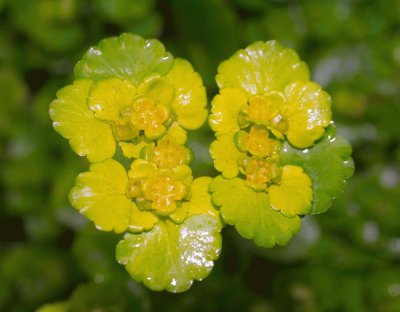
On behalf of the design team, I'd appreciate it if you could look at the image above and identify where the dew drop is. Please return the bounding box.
[171,278,177,287]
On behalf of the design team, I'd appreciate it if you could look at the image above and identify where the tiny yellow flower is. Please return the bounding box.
[141,168,189,216]
[128,159,192,218]
[130,97,170,140]
[243,158,280,191]
[242,93,288,139]
[142,139,193,168]
[235,126,281,158]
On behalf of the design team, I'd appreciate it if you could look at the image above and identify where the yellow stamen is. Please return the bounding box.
[130,97,170,139]
[244,158,280,191]
[146,140,192,168]
[245,127,280,158]
[140,169,188,216]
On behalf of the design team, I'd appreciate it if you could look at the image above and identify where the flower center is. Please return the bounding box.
[242,158,280,191]
[130,97,170,140]
[242,93,288,138]
[126,168,188,216]
[145,139,192,168]
[235,126,280,158]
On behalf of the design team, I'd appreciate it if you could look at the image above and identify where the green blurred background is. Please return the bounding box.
[1,0,400,311]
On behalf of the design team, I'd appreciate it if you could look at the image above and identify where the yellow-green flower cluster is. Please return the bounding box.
[49,35,353,291]
[50,33,209,233]
[210,41,332,217]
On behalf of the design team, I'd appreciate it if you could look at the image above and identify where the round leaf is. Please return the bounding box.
[75,33,173,85]
[280,125,354,214]
[210,176,301,248]
[69,159,132,233]
[116,215,222,292]
[49,79,115,163]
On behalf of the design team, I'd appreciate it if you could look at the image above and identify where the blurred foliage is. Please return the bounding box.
[1,0,400,311]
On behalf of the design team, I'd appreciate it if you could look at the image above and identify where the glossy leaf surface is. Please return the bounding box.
[116,215,222,292]
[210,176,301,247]
[49,79,115,163]
[69,159,132,233]
[75,33,173,85]
[216,40,309,94]
[280,125,354,214]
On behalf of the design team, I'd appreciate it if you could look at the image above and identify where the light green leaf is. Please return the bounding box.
[284,80,332,148]
[216,40,309,95]
[210,176,301,248]
[69,159,132,233]
[209,133,242,179]
[49,79,115,163]
[209,87,247,135]
[166,58,208,130]
[280,125,354,214]
[36,302,68,312]
[75,33,173,85]
[116,215,222,292]
[268,165,313,217]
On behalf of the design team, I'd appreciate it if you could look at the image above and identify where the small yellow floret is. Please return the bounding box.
[146,139,192,168]
[130,97,170,140]
[244,158,280,191]
[141,169,188,215]
[244,127,280,158]
[244,93,288,138]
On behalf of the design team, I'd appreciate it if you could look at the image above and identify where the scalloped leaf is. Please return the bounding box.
[268,165,313,217]
[209,87,247,134]
[209,133,242,179]
[75,33,173,85]
[284,80,332,149]
[280,125,354,214]
[210,176,301,248]
[69,159,132,233]
[49,79,115,163]
[216,40,309,95]
[116,215,222,293]
[166,58,208,130]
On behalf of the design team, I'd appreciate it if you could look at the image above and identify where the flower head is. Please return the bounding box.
[209,40,333,217]
[50,33,213,234]
[50,33,208,163]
